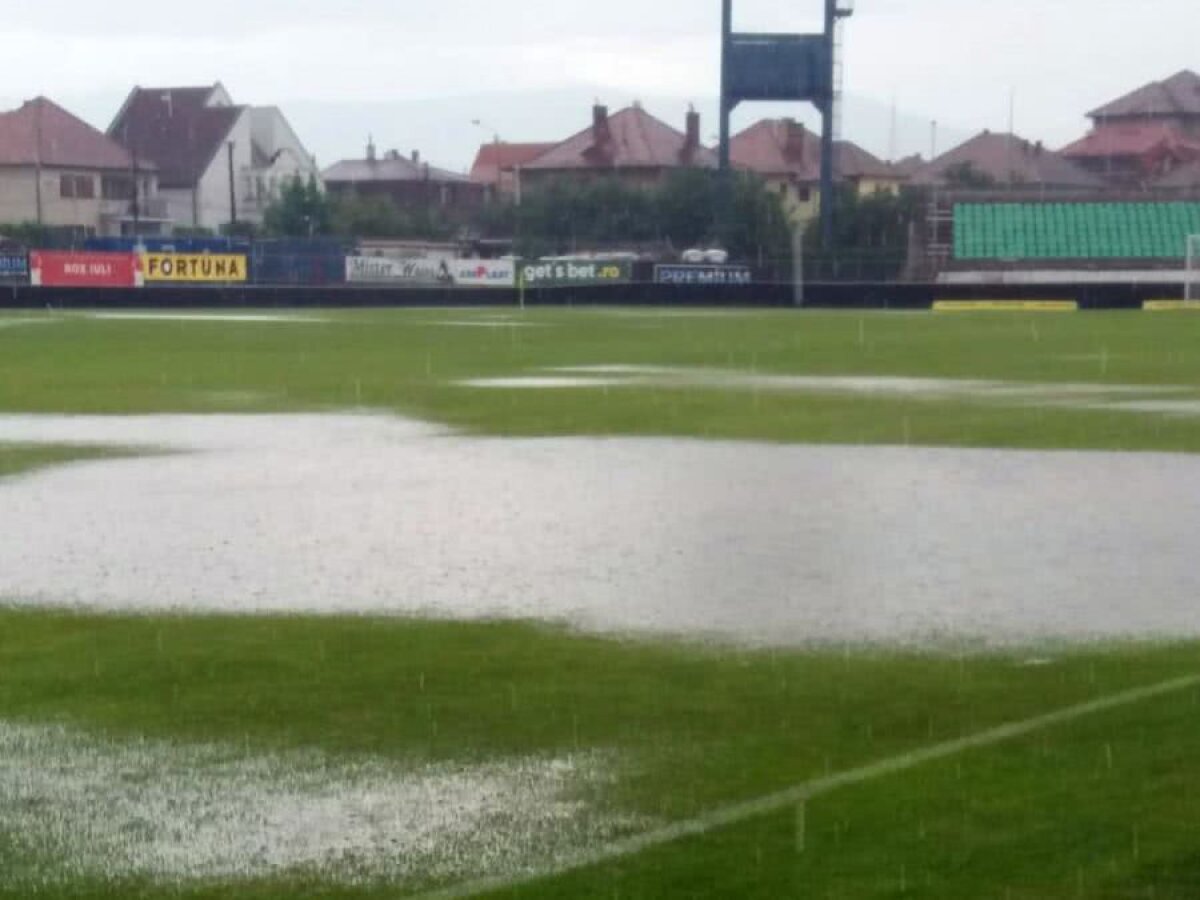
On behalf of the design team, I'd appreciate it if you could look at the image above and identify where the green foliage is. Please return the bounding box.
[0,222,90,249]
[171,226,216,238]
[942,161,998,189]
[219,220,260,239]
[494,170,792,266]
[324,191,456,240]
[262,175,333,238]
[803,186,924,280]
[0,222,53,248]
[657,169,720,248]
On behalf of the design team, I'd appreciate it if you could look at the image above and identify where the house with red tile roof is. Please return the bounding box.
[1061,123,1200,188]
[729,118,906,227]
[1089,70,1200,135]
[323,141,485,222]
[469,142,556,201]
[518,104,716,191]
[911,131,1102,191]
[1059,73,1200,188]
[109,83,319,232]
[0,97,163,237]
[1153,158,1200,192]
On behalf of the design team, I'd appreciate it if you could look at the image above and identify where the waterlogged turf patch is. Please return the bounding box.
[79,312,327,324]
[460,365,1199,411]
[0,720,639,889]
[4,414,1200,646]
[420,319,553,329]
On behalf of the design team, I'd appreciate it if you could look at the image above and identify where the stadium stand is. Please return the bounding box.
[953,201,1200,261]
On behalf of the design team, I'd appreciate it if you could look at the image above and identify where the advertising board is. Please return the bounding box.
[0,253,28,279]
[933,300,1078,312]
[30,251,141,288]
[519,259,632,288]
[654,264,753,286]
[346,256,515,287]
[346,256,453,286]
[143,254,248,283]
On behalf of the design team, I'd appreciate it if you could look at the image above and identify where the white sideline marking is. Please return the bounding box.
[419,674,1200,899]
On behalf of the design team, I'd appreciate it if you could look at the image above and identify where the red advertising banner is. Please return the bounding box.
[30,251,142,288]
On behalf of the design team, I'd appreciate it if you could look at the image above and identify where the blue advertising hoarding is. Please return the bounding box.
[655,264,753,286]
[0,253,28,279]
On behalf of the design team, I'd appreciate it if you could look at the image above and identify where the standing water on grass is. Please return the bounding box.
[2,413,1200,647]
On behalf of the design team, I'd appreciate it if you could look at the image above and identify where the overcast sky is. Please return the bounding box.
[2,0,1196,170]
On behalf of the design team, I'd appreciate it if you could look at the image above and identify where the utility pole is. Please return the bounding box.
[820,0,854,249]
[719,0,733,174]
[227,141,237,228]
[131,147,141,236]
[34,99,44,226]
[718,0,735,250]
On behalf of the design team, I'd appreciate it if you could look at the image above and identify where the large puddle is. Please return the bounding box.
[2,414,1199,647]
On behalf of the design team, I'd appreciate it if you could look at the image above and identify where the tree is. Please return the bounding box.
[725,172,793,267]
[942,162,997,190]
[0,222,57,248]
[494,170,792,265]
[262,175,333,237]
[657,169,720,249]
[802,185,923,280]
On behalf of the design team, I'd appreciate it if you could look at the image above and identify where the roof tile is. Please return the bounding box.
[109,86,242,189]
[912,131,1103,189]
[523,106,716,172]
[1090,70,1200,121]
[470,143,556,184]
[730,119,901,181]
[0,97,138,171]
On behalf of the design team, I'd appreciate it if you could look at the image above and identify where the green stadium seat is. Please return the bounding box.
[953,201,1200,262]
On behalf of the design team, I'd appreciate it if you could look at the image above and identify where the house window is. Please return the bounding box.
[60,174,96,200]
[797,186,812,203]
[102,176,135,201]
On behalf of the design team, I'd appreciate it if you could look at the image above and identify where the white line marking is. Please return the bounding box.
[418,674,1200,898]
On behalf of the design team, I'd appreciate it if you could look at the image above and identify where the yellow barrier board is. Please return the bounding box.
[934,300,1078,312]
[1144,300,1200,311]
[143,254,248,283]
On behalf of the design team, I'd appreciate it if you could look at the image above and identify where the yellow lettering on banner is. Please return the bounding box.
[142,254,248,283]
[933,300,1079,313]
[1144,300,1200,311]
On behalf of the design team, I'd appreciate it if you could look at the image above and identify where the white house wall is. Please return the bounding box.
[247,106,322,216]
[192,110,255,230]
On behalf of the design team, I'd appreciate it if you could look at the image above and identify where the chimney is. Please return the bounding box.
[592,104,610,143]
[366,136,377,163]
[412,150,421,164]
[685,107,700,152]
[783,118,807,166]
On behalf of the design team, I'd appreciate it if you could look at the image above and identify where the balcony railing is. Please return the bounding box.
[100,197,171,221]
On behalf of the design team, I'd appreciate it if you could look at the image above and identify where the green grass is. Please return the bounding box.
[0,611,1197,898]
[3,307,1200,896]
[0,443,123,479]
[0,308,1198,450]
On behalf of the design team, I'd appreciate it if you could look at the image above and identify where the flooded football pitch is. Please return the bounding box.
[3,413,1199,648]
